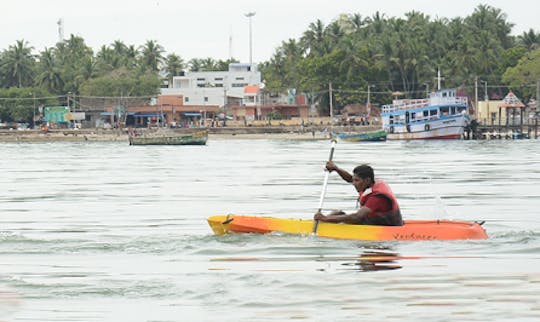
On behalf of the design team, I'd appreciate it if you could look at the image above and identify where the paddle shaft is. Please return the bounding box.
[313,139,336,234]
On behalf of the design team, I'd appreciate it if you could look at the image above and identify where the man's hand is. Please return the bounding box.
[314,211,326,221]
[326,161,338,172]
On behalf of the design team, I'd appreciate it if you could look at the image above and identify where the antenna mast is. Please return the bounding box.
[57,18,64,43]
[229,26,233,59]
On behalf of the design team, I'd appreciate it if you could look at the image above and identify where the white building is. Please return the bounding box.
[161,63,261,108]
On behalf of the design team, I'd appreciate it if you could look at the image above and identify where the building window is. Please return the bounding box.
[197,78,205,81]
[204,97,208,102]
[185,97,190,102]
[232,83,248,87]
[214,77,223,81]
[235,77,245,80]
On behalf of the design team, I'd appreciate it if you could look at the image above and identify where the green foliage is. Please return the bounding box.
[267,110,282,120]
[502,49,540,100]
[0,87,54,123]
[0,40,36,88]
[79,68,160,97]
[263,4,537,112]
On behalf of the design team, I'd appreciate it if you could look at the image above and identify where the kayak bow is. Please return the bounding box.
[207,215,488,241]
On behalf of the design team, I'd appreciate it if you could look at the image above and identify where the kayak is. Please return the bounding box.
[207,215,488,241]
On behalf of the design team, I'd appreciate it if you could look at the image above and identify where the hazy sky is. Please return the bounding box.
[2,0,538,64]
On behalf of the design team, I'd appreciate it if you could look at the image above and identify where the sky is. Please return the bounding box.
[2,0,539,64]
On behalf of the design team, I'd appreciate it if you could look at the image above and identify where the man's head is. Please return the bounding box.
[352,164,375,192]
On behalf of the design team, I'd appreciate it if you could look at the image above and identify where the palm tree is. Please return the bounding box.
[188,58,202,72]
[124,45,139,70]
[301,19,327,56]
[164,53,185,85]
[54,35,93,93]
[95,45,118,73]
[140,40,164,72]
[0,40,35,87]
[35,48,63,93]
[518,29,540,51]
[200,57,217,71]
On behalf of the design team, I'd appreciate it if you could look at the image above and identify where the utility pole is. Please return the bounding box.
[423,83,430,98]
[223,85,227,127]
[367,84,375,117]
[436,68,444,90]
[475,77,478,119]
[328,82,333,119]
[367,84,371,108]
[32,92,36,129]
[537,79,540,111]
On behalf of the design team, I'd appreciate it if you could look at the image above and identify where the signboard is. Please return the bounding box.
[44,106,70,123]
[64,112,85,121]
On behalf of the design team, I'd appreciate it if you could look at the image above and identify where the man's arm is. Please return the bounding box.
[326,161,353,183]
[314,207,372,224]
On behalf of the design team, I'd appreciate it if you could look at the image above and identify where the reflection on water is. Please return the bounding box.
[0,288,21,320]
[343,251,403,272]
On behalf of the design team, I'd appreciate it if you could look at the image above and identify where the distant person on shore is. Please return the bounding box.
[314,162,403,226]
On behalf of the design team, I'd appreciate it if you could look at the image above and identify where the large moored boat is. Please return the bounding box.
[381,89,469,140]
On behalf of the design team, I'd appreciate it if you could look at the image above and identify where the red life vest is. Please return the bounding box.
[359,179,403,226]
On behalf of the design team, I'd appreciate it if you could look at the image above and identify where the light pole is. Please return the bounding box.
[244,12,256,68]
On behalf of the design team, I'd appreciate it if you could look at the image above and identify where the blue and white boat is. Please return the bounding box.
[381,89,469,140]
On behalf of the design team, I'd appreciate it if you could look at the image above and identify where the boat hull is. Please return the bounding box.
[129,130,208,145]
[385,116,467,140]
[207,215,488,241]
[336,130,387,142]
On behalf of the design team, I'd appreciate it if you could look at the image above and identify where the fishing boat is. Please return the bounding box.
[207,215,488,241]
[381,89,470,140]
[128,129,208,145]
[334,130,387,142]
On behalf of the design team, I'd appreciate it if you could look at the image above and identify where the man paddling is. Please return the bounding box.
[314,162,403,226]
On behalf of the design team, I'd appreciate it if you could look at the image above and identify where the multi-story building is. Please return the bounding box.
[161,63,261,108]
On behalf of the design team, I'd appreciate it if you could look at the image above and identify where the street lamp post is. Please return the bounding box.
[244,12,256,68]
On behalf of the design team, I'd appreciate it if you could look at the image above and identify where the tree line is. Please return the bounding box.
[1,4,540,124]
[259,5,540,115]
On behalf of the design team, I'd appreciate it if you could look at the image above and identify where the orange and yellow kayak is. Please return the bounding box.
[207,215,488,241]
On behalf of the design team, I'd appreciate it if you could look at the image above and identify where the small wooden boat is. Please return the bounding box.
[334,130,387,142]
[128,129,208,145]
[207,215,488,241]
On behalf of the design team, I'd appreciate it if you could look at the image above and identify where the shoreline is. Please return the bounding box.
[0,125,381,142]
[0,128,349,142]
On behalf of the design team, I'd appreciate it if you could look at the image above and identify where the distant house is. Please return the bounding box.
[341,104,381,117]
[101,94,219,128]
[476,91,529,126]
[161,63,261,110]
